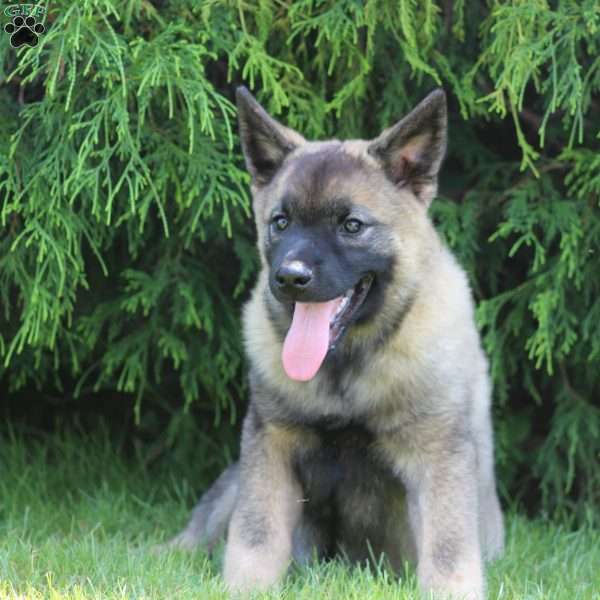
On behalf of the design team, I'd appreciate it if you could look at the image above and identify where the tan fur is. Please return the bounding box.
[223,423,309,592]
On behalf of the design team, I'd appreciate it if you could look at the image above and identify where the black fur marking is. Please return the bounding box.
[368,287,417,354]
[264,220,398,350]
[320,342,365,399]
[284,148,370,224]
[293,420,375,504]
[346,253,395,327]
[298,499,338,560]
[280,192,353,225]
[249,401,265,432]
[433,535,460,575]
[292,419,397,561]
[239,505,269,547]
[267,222,395,302]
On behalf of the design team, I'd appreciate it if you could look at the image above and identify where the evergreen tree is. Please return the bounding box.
[1,1,598,523]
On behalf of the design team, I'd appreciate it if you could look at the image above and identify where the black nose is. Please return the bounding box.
[275,261,313,289]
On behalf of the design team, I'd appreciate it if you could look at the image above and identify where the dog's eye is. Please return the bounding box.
[273,215,289,231]
[343,218,363,234]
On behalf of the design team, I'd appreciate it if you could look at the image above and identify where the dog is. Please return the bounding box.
[168,86,504,599]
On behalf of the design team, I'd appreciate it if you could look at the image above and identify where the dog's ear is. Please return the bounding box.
[236,87,305,187]
[367,89,447,206]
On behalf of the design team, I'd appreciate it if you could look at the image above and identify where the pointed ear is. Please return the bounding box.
[236,87,305,186]
[367,89,447,206]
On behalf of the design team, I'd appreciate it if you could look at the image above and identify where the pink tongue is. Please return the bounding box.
[282,300,341,381]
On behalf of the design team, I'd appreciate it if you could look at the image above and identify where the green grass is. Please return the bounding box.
[0,429,598,599]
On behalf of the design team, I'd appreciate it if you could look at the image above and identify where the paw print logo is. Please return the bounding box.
[4,15,45,48]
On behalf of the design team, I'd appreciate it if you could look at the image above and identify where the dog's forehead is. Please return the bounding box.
[276,142,379,219]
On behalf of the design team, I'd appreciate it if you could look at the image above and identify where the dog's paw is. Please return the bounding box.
[4,15,45,48]
[418,561,485,600]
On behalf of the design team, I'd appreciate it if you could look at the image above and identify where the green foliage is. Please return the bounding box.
[1,1,599,523]
[1,430,599,599]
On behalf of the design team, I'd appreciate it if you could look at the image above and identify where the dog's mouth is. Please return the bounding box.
[329,274,374,349]
[281,274,374,382]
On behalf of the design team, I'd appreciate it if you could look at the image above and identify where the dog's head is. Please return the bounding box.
[236,87,447,382]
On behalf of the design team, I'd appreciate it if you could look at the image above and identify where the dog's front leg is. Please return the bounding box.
[223,416,303,593]
[403,442,484,600]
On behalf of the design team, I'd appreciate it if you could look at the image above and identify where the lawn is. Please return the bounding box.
[0,429,598,600]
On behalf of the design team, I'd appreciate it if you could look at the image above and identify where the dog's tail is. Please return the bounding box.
[166,462,240,551]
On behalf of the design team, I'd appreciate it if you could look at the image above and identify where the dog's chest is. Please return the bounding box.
[292,419,391,503]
